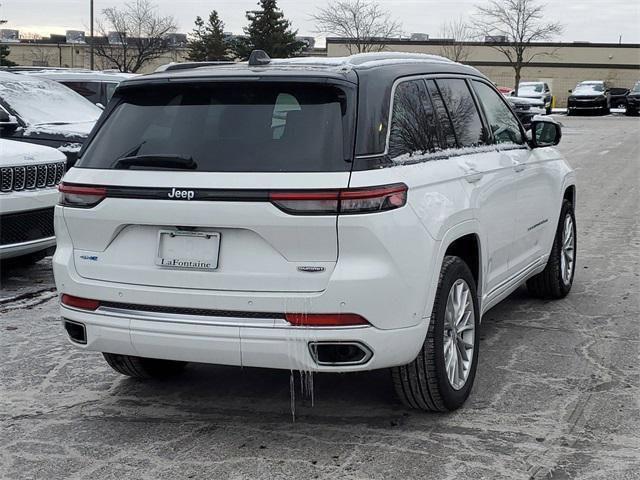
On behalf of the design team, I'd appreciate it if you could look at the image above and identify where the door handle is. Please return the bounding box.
[464,171,484,183]
[513,161,526,172]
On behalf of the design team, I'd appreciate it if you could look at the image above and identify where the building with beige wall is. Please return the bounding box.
[327,39,640,106]
[1,41,188,73]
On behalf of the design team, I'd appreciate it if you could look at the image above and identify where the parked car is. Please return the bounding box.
[0,72,101,167]
[625,81,640,115]
[517,81,553,114]
[54,51,576,412]
[496,85,514,95]
[608,87,630,110]
[18,69,137,107]
[506,95,546,129]
[567,80,610,115]
[0,139,66,263]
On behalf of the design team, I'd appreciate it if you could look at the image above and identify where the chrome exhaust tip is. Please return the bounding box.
[308,341,373,366]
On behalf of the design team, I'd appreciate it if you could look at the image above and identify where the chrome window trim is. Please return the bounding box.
[355,73,529,160]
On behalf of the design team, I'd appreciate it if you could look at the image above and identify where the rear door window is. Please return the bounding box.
[434,78,486,148]
[472,81,524,145]
[425,80,457,149]
[78,83,351,172]
[388,79,441,159]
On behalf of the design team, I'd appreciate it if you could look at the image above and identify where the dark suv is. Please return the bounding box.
[567,81,610,115]
[626,81,640,116]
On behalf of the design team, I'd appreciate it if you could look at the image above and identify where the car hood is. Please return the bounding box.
[0,138,66,166]
[509,96,544,106]
[517,93,545,100]
[21,120,95,139]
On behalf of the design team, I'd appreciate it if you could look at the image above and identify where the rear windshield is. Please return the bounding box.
[78,82,351,172]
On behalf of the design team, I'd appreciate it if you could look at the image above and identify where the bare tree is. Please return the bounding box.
[311,0,402,54]
[472,0,563,94]
[439,17,472,62]
[29,46,53,66]
[94,0,177,72]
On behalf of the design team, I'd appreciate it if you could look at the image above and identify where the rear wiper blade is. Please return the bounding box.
[113,155,197,170]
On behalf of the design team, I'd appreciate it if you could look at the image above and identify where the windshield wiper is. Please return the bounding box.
[113,155,197,170]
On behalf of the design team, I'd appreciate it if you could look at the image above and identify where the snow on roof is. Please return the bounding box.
[20,70,137,82]
[272,52,455,69]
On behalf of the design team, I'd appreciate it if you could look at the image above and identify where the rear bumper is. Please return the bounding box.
[60,304,427,372]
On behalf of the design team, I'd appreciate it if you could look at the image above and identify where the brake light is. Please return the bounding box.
[61,294,100,311]
[270,183,407,215]
[59,183,106,208]
[285,313,370,327]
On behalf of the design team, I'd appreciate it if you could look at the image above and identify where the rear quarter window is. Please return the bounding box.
[388,79,441,160]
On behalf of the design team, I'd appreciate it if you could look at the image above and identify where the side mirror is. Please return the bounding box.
[530,118,561,148]
[567,89,572,94]
[0,109,19,134]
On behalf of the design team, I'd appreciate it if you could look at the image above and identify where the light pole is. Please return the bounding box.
[89,0,94,69]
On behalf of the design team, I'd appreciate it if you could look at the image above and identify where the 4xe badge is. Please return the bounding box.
[168,188,195,200]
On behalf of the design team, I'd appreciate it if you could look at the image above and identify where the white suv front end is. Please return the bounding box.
[0,140,66,260]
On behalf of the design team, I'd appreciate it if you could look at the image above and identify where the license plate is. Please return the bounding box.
[156,230,220,270]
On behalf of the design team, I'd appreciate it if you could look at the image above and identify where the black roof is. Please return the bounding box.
[122,52,486,87]
[112,53,489,157]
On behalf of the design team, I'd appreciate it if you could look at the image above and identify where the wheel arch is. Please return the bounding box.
[422,221,484,321]
[563,184,576,206]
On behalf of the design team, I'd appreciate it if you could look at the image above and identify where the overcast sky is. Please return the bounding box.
[3,0,640,44]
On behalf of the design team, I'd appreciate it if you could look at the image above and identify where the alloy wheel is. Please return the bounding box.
[443,279,475,390]
[561,214,575,285]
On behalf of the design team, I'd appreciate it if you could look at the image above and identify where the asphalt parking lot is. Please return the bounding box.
[1,114,639,480]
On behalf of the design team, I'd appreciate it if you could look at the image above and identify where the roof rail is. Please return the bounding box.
[346,52,454,65]
[155,61,235,72]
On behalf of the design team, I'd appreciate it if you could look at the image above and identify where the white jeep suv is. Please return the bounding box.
[1,139,66,262]
[53,52,576,411]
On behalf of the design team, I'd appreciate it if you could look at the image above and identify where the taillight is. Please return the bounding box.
[61,294,100,311]
[285,313,370,327]
[270,183,407,215]
[340,184,407,213]
[59,183,106,208]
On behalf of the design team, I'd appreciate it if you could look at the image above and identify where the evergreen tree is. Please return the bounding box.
[0,45,17,67]
[233,0,304,60]
[187,10,231,61]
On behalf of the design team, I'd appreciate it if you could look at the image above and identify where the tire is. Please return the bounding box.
[625,109,638,116]
[103,353,187,379]
[527,199,576,299]
[392,256,480,412]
